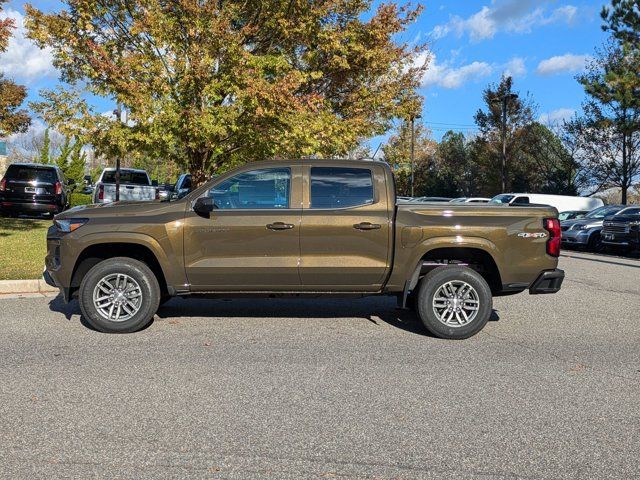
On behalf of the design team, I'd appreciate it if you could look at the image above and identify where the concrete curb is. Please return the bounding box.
[0,279,58,294]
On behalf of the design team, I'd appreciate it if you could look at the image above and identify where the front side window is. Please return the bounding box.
[489,194,514,204]
[512,196,530,205]
[310,167,374,209]
[208,168,290,209]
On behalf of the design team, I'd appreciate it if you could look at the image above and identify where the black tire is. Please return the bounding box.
[78,257,161,333]
[587,233,603,252]
[416,266,493,340]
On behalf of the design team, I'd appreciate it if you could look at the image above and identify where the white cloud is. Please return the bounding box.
[503,57,526,78]
[539,108,576,124]
[0,9,56,83]
[420,53,493,89]
[430,1,581,42]
[536,53,590,75]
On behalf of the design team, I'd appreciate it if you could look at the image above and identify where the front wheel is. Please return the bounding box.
[416,266,493,340]
[78,257,161,333]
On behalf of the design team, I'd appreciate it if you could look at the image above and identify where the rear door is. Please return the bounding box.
[299,163,391,290]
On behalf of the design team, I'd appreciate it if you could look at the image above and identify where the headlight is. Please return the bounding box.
[54,218,89,233]
[577,223,600,230]
[629,220,640,226]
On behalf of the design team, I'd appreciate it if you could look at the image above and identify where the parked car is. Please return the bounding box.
[0,163,70,217]
[412,196,452,202]
[450,197,491,204]
[44,159,564,339]
[157,183,175,201]
[561,205,625,251]
[558,210,589,221]
[601,206,640,251]
[172,173,192,199]
[490,193,603,212]
[93,168,158,203]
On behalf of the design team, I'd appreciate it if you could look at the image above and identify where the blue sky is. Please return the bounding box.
[1,0,608,144]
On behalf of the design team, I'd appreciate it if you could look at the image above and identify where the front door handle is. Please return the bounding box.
[266,222,294,231]
[353,222,382,231]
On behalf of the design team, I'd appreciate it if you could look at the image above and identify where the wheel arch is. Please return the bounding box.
[69,241,170,299]
[402,244,503,306]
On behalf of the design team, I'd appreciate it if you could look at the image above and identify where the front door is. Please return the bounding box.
[299,164,392,290]
[183,166,302,290]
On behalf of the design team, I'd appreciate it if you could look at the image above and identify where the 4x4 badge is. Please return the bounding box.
[518,232,548,238]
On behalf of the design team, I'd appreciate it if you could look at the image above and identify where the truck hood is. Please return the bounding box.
[56,200,178,219]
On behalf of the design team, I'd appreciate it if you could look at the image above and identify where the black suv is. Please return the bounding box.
[601,206,640,251]
[0,163,70,217]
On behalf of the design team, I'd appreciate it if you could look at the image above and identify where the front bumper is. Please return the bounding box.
[561,228,591,246]
[601,231,639,248]
[529,269,565,294]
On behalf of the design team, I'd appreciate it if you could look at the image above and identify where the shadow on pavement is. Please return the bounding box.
[48,294,500,337]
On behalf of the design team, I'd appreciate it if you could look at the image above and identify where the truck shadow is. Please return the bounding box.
[49,295,500,337]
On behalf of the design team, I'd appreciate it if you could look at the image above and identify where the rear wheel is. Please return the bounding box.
[416,266,492,340]
[78,257,160,333]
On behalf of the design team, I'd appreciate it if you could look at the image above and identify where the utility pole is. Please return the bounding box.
[114,103,122,202]
[495,93,517,193]
[410,115,415,198]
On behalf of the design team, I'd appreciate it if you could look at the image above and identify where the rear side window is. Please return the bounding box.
[101,170,150,185]
[310,167,374,209]
[4,165,57,183]
[512,196,530,205]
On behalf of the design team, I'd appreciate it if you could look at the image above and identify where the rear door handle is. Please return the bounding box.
[266,222,294,231]
[353,222,382,230]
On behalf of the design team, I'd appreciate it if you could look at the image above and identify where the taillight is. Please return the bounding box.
[98,185,104,200]
[544,218,561,257]
[55,181,63,195]
[155,188,160,200]
[0,178,5,191]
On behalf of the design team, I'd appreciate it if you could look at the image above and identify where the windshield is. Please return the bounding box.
[585,206,624,219]
[101,170,150,185]
[616,207,640,216]
[489,194,514,204]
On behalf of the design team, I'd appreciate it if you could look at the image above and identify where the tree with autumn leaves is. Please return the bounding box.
[0,0,30,138]
[26,0,426,185]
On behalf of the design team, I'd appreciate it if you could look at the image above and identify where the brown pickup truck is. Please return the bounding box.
[44,159,564,339]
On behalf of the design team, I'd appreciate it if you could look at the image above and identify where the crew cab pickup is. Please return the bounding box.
[93,168,158,203]
[44,159,564,339]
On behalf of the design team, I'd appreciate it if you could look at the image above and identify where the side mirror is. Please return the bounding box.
[193,197,216,217]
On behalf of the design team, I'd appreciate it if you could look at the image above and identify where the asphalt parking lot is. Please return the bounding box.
[0,251,638,479]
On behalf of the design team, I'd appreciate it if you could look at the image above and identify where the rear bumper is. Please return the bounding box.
[1,200,61,214]
[529,269,565,294]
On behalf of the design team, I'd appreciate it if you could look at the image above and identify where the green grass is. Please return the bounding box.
[0,217,50,280]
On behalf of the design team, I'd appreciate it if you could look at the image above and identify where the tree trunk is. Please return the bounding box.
[188,150,210,187]
[622,131,628,205]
